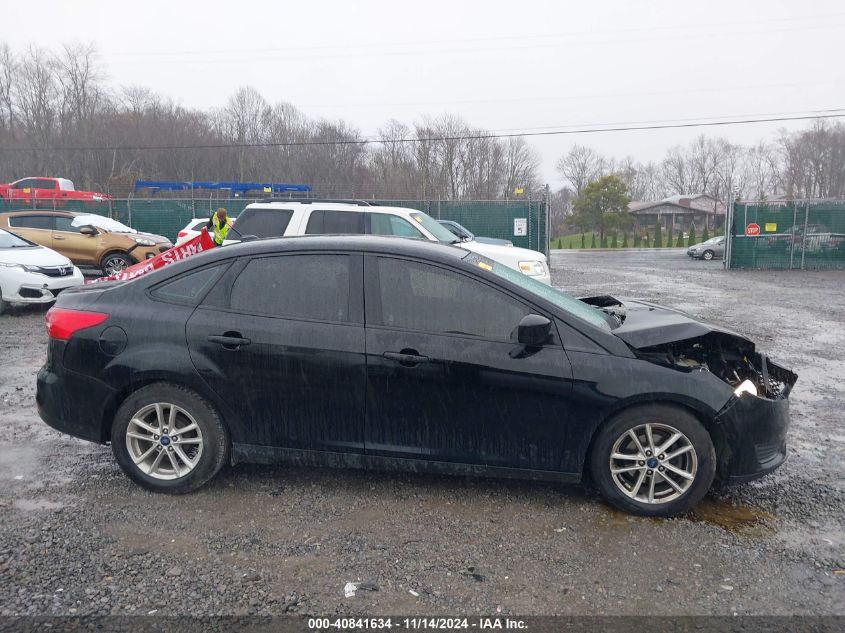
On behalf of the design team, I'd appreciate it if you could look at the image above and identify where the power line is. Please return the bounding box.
[107,21,845,66]
[4,110,844,153]
[109,11,845,59]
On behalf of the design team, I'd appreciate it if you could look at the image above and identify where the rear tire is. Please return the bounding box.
[0,288,7,315]
[589,404,715,517]
[111,383,229,493]
[100,252,132,276]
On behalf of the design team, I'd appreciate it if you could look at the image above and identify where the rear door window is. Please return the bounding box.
[230,254,351,322]
[8,215,54,230]
[232,208,293,238]
[305,210,365,235]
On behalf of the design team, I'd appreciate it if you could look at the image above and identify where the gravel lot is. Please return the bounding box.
[0,249,842,616]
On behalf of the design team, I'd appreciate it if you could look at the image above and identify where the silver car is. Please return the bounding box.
[687,236,725,260]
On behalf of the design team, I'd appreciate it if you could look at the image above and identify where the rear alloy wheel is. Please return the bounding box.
[702,250,714,261]
[101,252,132,276]
[112,383,229,493]
[590,405,715,516]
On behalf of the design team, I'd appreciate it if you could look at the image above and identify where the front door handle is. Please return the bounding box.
[53,235,65,240]
[383,350,430,367]
[208,332,251,350]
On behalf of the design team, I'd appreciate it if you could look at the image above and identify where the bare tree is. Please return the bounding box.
[0,43,16,132]
[556,145,605,195]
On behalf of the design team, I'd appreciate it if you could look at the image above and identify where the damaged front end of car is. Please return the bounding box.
[635,333,797,483]
[583,296,799,484]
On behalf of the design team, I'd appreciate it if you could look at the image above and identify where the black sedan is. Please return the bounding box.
[36,236,797,516]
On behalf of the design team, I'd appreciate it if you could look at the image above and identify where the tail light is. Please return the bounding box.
[45,308,108,341]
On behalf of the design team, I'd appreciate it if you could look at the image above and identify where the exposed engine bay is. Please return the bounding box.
[634,332,797,400]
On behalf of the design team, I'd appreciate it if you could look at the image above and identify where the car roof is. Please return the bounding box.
[0,210,76,217]
[201,234,468,262]
[243,201,420,215]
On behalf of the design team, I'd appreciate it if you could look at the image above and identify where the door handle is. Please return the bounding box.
[383,350,430,367]
[208,332,251,350]
[53,235,65,240]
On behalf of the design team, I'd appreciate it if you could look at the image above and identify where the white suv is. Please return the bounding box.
[229,200,551,284]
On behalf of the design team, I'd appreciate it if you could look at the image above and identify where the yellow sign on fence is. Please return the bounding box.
[513,187,524,195]
[765,223,777,232]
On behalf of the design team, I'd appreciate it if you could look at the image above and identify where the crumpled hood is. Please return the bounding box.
[591,296,752,349]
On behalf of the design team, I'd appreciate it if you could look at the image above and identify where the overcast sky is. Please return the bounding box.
[2,0,843,186]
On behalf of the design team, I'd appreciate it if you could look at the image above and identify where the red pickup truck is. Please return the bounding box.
[0,177,111,203]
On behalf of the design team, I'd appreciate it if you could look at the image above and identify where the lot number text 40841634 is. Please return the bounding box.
[307,617,528,630]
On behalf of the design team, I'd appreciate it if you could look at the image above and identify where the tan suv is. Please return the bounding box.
[0,210,172,275]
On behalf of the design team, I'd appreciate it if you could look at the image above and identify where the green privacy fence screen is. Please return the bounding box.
[727,199,845,270]
[1,197,549,255]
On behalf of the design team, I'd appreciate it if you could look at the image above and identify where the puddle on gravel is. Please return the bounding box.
[596,498,776,538]
[688,498,775,538]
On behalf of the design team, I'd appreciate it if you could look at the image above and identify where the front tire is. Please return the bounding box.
[101,252,132,276]
[111,383,229,493]
[589,404,715,516]
[702,250,714,261]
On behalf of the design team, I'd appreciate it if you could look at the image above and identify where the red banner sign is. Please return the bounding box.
[745,223,761,236]
[87,228,215,284]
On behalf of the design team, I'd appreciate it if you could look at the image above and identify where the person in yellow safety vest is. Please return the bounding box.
[206,207,234,246]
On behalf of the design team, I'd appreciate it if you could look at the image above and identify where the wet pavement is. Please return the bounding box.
[0,249,842,615]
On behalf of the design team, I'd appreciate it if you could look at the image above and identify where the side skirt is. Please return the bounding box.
[232,443,582,484]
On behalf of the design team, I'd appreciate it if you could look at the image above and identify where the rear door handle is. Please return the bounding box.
[208,333,251,350]
[383,350,430,367]
[53,235,65,240]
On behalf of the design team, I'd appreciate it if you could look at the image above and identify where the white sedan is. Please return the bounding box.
[0,228,84,314]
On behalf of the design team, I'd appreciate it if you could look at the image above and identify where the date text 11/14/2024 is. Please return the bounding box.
[308,617,528,630]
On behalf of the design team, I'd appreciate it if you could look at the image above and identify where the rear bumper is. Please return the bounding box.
[714,393,791,484]
[37,361,116,444]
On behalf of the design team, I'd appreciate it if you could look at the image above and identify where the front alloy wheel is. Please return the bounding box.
[102,253,131,276]
[609,423,697,504]
[590,404,715,516]
[702,250,714,261]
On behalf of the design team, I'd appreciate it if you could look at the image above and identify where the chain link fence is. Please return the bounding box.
[1,197,549,255]
[726,199,845,270]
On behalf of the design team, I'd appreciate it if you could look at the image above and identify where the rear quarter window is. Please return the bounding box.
[8,215,54,230]
[232,208,293,238]
[150,263,228,304]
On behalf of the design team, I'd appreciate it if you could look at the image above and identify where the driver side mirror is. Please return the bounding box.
[516,314,552,346]
[79,225,98,236]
